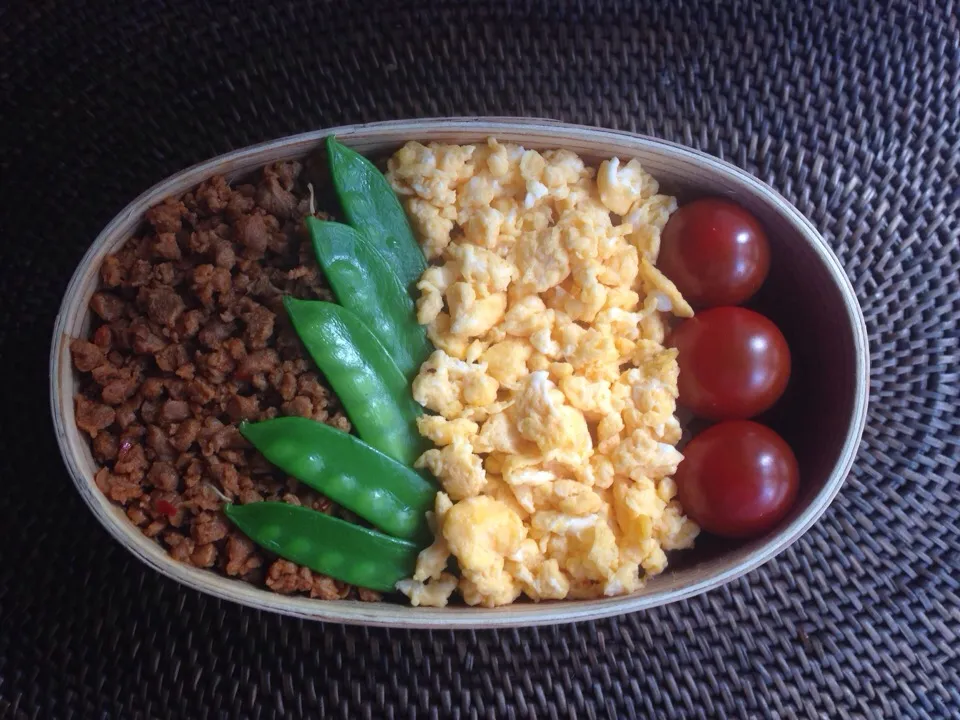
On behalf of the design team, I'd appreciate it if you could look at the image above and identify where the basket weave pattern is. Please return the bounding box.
[1,1,958,717]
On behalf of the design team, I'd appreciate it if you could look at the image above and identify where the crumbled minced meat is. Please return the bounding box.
[71,162,380,602]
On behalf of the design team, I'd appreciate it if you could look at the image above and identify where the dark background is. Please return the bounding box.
[2,1,958,718]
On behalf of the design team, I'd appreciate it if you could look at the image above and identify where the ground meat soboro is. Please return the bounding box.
[70,162,381,604]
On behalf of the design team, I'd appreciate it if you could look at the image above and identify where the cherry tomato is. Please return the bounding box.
[670,306,790,420]
[676,421,799,538]
[658,198,770,308]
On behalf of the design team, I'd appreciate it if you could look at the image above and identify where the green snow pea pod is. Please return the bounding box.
[240,416,434,541]
[326,136,426,293]
[283,297,427,466]
[306,216,432,380]
[224,502,418,592]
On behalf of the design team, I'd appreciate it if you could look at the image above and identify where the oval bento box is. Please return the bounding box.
[51,118,869,628]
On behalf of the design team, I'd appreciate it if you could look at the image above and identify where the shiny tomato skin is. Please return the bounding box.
[659,198,770,308]
[670,306,790,420]
[676,421,799,538]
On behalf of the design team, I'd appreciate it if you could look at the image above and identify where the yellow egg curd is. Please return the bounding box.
[388,139,699,607]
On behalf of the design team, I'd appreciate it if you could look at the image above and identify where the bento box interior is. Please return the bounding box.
[53,121,864,624]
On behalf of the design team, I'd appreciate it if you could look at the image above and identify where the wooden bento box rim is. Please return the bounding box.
[50,118,869,628]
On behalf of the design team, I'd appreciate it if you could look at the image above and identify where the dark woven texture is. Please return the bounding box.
[2,1,959,718]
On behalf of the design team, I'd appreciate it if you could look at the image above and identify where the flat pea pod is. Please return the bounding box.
[326,136,426,293]
[224,502,418,592]
[240,416,435,541]
[283,297,427,466]
[306,216,432,380]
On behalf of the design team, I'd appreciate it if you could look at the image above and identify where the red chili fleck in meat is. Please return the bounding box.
[156,499,178,517]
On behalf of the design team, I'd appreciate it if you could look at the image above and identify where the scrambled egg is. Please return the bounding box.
[388,139,699,607]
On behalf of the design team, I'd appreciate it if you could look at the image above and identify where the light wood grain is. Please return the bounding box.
[50,118,869,628]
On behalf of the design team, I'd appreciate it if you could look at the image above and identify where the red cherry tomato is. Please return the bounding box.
[658,198,770,308]
[670,306,790,420]
[676,421,799,538]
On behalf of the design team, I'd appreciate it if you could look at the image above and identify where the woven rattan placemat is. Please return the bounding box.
[2,1,958,717]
